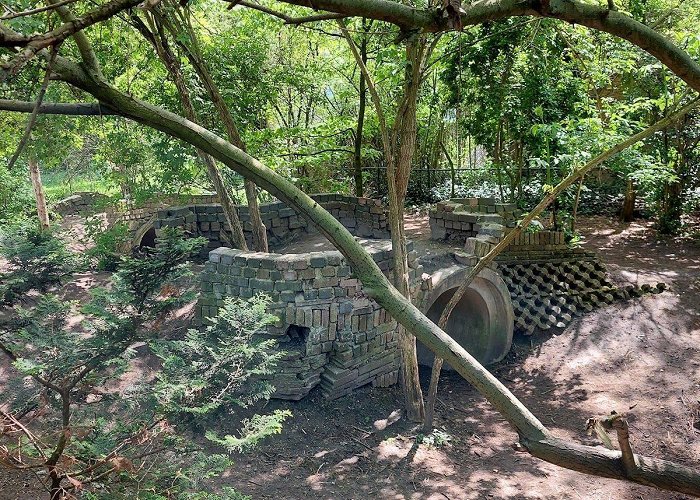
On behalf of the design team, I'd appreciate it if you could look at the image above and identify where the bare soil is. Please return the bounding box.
[2,215,700,499]
[221,215,700,500]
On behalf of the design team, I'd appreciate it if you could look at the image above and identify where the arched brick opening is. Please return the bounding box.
[417,266,513,367]
[139,226,157,248]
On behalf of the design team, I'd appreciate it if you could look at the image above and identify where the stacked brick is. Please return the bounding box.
[428,197,664,337]
[106,193,219,242]
[198,240,422,400]
[496,251,665,335]
[429,197,519,242]
[154,194,390,257]
[53,192,111,215]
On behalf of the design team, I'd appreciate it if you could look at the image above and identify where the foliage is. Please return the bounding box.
[152,294,282,416]
[416,429,452,448]
[0,224,77,304]
[0,164,33,222]
[84,219,131,271]
[112,227,206,311]
[0,229,287,498]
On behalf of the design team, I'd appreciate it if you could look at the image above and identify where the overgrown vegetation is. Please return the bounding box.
[0,224,76,304]
[0,229,287,499]
[2,0,700,496]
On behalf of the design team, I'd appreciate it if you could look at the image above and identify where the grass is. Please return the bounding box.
[42,171,119,202]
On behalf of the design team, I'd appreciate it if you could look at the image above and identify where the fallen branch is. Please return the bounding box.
[0,99,119,115]
[0,0,79,20]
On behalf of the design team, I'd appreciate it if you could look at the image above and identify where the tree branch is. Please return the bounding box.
[0,0,140,82]
[46,0,102,76]
[274,0,700,92]
[235,0,346,24]
[0,0,79,20]
[6,47,57,171]
[0,99,119,115]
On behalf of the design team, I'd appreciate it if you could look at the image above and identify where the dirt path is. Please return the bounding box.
[221,215,700,499]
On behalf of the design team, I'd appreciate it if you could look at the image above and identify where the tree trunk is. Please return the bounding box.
[620,178,636,223]
[352,19,368,198]
[28,154,49,229]
[133,13,247,249]
[387,38,428,423]
[161,9,269,252]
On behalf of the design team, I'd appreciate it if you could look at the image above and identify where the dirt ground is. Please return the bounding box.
[2,215,700,499]
[220,215,700,500]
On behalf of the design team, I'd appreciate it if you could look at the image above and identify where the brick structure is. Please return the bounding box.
[153,194,390,256]
[430,197,665,336]
[198,240,422,400]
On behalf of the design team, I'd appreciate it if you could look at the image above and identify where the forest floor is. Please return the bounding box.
[221,214,700,500]
[2,214,700,499]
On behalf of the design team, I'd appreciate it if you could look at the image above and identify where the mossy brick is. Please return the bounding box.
[275,280,303,292]
[310,256,327,268]
[314,277,339,287]
[291,268,311,280]
[280,290,296,302]
[250,278,275,292]
[304,289,318,300]
[292,260,309,270]
[243,268,257,278]
[321,267,336,277]
[318,288,334,300]
[303,308,314,326]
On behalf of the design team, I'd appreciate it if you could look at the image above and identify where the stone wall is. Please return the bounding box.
[198,240,421,400]
[154,194,390,256]
[429,198,519,242]
[53,192,111,216]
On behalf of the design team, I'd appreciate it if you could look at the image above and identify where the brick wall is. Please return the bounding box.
[198,240,422,400]
[154,193,390,256]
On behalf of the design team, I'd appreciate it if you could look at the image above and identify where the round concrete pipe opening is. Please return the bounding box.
[417,266,513,368]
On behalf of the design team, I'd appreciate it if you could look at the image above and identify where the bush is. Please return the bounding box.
[0,229,287,498]
[84,218,131,271]
[0,224,76,304]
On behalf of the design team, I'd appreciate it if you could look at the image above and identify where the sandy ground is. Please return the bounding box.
[2,215,699,499]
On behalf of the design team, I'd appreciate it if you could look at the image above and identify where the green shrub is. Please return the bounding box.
[84,219,131,271]
[0,224,76,304]
[0,230,287,499]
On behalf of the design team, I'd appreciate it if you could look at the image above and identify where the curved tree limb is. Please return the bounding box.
[0,99,119,115]
[39,53,700,495]
[47,0,102,76]
[274,0,700,92]
[0,0,79,20]
[0,0,141,81]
